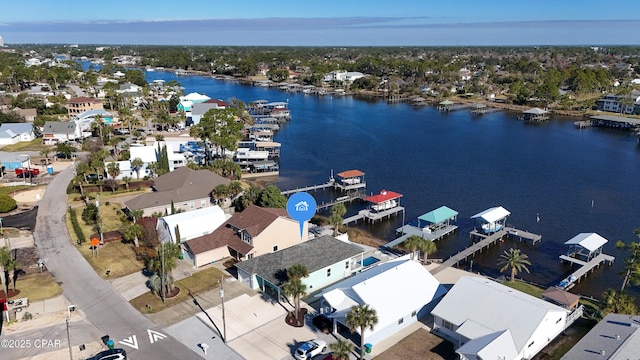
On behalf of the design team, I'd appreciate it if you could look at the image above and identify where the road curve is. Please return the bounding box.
[33,166,202,359]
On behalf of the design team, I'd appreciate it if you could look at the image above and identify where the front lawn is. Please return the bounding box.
[11,272,63,302]
[130,267,226,313]
[1,139,52,152]
[503,280,545,298]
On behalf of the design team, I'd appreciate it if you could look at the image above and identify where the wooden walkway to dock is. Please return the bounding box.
[316,193,364,211]
[432,230,508,274]
[343,206,405,225]
[280,180,335,195]
[557,253,615,290]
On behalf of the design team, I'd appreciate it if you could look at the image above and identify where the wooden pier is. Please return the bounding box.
[470,104,500,115]
[557,253,615,290]
[281,180,335,196]
[430,226,541,275]
[316,192,364,211]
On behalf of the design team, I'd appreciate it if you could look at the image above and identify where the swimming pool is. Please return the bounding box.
[360,256,379,267]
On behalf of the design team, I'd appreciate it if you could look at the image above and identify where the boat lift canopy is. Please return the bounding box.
[418,206,458,226]
[365,190,402,204]
[471,206,510,223]
[564,233,608,253]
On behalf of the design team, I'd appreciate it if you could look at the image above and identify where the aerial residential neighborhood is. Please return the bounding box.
[1,14,640,360]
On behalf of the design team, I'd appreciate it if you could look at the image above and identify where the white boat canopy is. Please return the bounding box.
[564,233,608,253]
[471,206,510,223]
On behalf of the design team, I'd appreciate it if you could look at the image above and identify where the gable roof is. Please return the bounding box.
[152,166,229,192]
[67,96,101,104]
[183,205,290,256]
[523,107,548,114]
[42,121,77,135]
[471,206,510,223]
[321,257,446,333]
[457,330,519,360]
[0,123,33,138]
[431,276,568,354]
[365,189,402,204]
[235,236,364,286]
[124,167,229,211]
[337,169,364,178]
[157,206,229,243]
[564,233,608,252]
[542,287,580,308]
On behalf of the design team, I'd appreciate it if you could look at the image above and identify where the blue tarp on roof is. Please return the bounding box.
[418,206,458,225]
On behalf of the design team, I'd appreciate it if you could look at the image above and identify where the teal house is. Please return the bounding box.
[235,235,365,299]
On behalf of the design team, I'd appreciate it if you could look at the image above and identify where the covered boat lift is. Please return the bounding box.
[396,206,459,243]
[471,206,510,234]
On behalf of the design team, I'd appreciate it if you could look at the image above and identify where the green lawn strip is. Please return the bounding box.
[130,267,225,313]
[0,185,37,196]
[66,201,143,279]
[1,139,51,152]
[11,272,63,302]
[502,280,545,298]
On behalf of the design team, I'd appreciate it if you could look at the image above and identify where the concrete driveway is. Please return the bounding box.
[197,293,322,360]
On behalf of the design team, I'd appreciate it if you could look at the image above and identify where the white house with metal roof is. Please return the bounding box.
[0,123,35,145]
[471,206,510,234]
[156,205,230,244]
[431,276,573,360]
[318,256,446,346]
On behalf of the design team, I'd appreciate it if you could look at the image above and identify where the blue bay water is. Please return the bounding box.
[145,71,640,299]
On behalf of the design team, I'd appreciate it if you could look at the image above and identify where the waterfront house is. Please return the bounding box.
[41,121,83,144]
[65,96,103,116]
[156,205,230,244]
[128,142,186,176]
[560,313,640,360]
[177,92,211,113]
[190,99,228,125]
[431,276,574,360]
[235,235,365,298]
[596,93,640,115]
[318,256,446,346]
[0,123,36,145]
[182,205,307,267]
[123,166,229,216]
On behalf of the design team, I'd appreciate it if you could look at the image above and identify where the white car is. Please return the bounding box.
[294,339,327,360]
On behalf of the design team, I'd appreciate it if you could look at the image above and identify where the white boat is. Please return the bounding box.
[481,222,504,233]
[234,148,269,161]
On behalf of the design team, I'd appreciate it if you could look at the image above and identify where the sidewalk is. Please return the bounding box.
[3,295,71,334]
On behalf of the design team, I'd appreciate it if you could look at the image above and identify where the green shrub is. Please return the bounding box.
[69,208,86,243]
[0,194,17,213]
[81,204,99,225]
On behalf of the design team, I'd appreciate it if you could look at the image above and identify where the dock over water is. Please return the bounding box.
[557,253,615,290]
[343,206,405,225]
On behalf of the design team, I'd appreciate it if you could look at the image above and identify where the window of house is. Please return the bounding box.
[398,318,404,325]
[201,199,207,208]
[189,202,195,210]
[528,341,535,348]
[247,253,253,259]
[273,245,278,252]
[411,310,417,317]
[327,269,331,277]
[345,261,350,269]
[442,320,455,331]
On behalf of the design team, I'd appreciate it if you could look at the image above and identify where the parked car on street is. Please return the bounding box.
[294,339,327,360]
[88,348,127,360]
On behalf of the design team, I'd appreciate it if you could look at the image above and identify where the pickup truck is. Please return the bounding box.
[15,168,40,177]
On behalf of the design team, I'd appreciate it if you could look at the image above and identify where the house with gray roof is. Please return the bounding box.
[124,166,230,216]
[235,235,365,296]
[0,123,35,145]
[561,313,640,360]
[41,121,83,144]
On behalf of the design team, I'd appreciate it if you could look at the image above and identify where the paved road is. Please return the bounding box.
[3,207,38,231]
[32,166,202,359]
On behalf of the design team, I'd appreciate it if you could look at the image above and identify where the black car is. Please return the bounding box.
[88,348,127,360]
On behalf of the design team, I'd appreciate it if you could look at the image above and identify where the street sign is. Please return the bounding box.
[90,238,100,247]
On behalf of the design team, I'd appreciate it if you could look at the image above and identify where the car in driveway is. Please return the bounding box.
[294,339,327,360]
[88,348,127,360]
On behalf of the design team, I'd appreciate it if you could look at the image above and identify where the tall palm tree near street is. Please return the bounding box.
[419,239,437,264]
[346,304,378,360]
[107,162,121,180]
[283,263,309,324]
[497,248,531,282]
[329,339,355,360]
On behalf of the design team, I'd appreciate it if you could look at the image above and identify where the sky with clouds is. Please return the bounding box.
[1,0,639,46]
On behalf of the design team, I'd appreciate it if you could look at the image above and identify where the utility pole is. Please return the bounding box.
[96,194,103,245]
[161,242,165,304]
[66,305,77,360]
[220,275,226,343]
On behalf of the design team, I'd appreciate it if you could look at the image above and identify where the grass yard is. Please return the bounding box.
[1,139,52,152]
[130,267,226,313]
[0,185,34,196]
[66,200,143,279]
[375,327,456,360]
[12,272,63,302]
[503,280,545,298]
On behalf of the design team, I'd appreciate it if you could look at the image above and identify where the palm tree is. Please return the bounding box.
[123,223,143,248]
[329,203,346,236]
[211,184,229,205]
[121,176,131,190]
[131,157,144,179]
[403,235,423,260]
[0,246,10,296]
[283,264,309,324]
[346,304,378,360]
[107,162,121,180]
[498,248,531,282]
[601,288,638,316]
[39,148,51,165]
[419,239,437,264]
[329,339,355,360]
